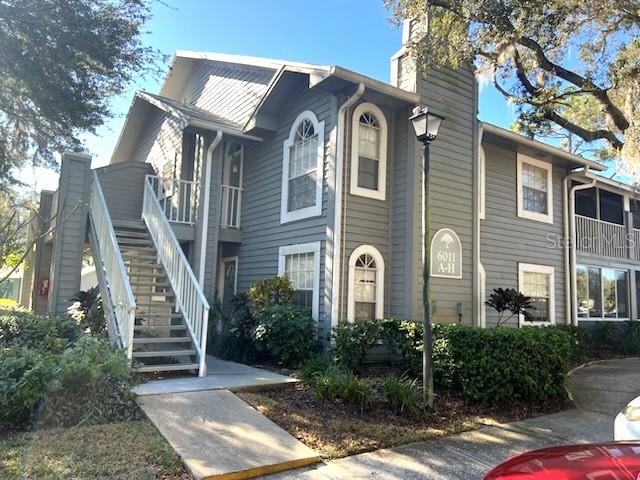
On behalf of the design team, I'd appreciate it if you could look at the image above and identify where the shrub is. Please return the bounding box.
[297,355,333,382]
[0,309,80,353]
[621,321,640,355]
[552,324,592,361]
[0,346,55,425]
[211,294,259,363]
[253,304,316,367]
[434,324,571,401]
[331,320,383,372]
[39,335,140,427]
[313,368,370,411]
[374,375,421,414]
[592,322,620,352]
[248,276,294,314]
[485,288,534,326]
[380,318,423,375]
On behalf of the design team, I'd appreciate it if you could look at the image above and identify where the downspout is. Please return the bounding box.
[564,168,594,325]
[198,130,223,287]
[331,83,365,328]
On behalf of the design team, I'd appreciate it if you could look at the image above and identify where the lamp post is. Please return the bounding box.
[410,106,444,408]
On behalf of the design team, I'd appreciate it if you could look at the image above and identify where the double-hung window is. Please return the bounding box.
[517,154,553,223]
[350,103,388,200]
[347,245,385,322]
[518,263,555,325]
[281,111,324,223]
[278,242,321,320]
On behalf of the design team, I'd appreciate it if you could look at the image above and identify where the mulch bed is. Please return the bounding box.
[238,382,571,459]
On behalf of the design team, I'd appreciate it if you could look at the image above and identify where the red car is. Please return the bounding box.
[483,442,640,479]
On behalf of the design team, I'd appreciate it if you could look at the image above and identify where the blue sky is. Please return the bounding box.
[23,0,516,191]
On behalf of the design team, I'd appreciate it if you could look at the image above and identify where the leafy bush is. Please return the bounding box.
[253,304,316,367]
[374,375,421,414]
[0,346,55,425]
[313,368,370,411]
[434,324,571,401]
[210,294,259,363]
[485,288,533,326]
[297,355,333,382]
[331,320,383,371]
[621,321,640,355]
[552,324,592,361]
[0,309,80,353]
[380,319,423,375]
[67,287,105,334]
[248,276,294,314]
[592,322,620,352]
[40,336,140,427]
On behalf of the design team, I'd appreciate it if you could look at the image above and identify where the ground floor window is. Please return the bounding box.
[518,263,555,325]
[637,271,640,320]
[576,265,629,320]
[278,242,320,320]
[347,245,385,322]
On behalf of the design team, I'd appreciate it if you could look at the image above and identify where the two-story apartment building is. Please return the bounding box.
[21,23,639,375]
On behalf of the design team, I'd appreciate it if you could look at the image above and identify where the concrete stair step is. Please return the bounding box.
[128,271,166,279]
[136,301,176,308]
[126,263,163,270]
[123,253,158,261]
[112,219,146,229]
[133,337,191,344]
[135,363,199,373]
[115,230,150,239]
[132,349,196,358]
[137,312,182,319]
[118,238,154,246]
[134,324,186,332]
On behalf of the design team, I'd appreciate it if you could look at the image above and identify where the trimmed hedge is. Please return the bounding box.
[332,319,574,402]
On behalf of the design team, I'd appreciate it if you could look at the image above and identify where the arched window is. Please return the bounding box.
[281,110,324,223]
[350,103,388,200]
[347,245,385,322]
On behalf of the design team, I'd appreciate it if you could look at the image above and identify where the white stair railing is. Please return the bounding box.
[142,175,210,377]
[88,172,136,361]
[147,175,198,225]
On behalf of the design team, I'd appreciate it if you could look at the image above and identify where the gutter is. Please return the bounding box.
[563,168,594,325]
[331,83,365,328]
[198,131,223,287]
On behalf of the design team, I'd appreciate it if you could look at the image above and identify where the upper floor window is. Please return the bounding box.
[350,103,388,201]
[281,111,324,224]
[347,245,385,322]
[574,183,625,226]
[518,263,555,325]
[517,153,553,223]
[278,241,321,320]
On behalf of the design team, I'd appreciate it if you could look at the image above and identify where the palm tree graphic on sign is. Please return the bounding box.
[441,232,454,249]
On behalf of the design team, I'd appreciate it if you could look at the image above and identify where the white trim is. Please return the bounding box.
[331,85,365,330]
[479,262,486,328]
[278,241,321,321]
[575,264,631,322]
[216,256,239,302]
[347,245,385,322]
[518,262,556,326]
[198,131,223,287]
[280,110,325,224]
[350,103,388,201]
[479,143,486,220]
[517,153,554,224]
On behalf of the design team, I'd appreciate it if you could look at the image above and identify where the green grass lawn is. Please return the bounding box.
[0,420,189,479]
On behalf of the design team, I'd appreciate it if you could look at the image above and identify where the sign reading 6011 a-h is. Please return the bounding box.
[430,228,462,279]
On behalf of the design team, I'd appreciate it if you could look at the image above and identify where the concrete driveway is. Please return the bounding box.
[259,357,640,480]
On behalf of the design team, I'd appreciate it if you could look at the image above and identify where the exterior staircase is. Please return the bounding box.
[112,219,200,374]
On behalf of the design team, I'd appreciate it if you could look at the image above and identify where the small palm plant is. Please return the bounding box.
[485,288,533,327]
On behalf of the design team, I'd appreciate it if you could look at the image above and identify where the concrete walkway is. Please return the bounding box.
[134,355,297,396]
[139,390,320,479]
[257,357,640,480]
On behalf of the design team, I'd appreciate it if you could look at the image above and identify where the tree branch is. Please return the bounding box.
[543,110,624,150]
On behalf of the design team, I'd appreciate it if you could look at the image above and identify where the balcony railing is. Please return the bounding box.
[147,176,198,225]
[575,215,628,259]
[635,229,640,262]
[220,185,242,229]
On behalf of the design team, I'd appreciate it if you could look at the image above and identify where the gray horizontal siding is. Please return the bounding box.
[481,142,568,327]
[413,66,477,325]
[235,86,335,337]
[95,162,154,220]
[130,108,183,177]
[177,61,275,126]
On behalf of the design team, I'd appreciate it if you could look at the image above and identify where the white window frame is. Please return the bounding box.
[347,245,385,322]
[278,241,321,321]
[280,110,325,224]
[216,256,239,302]
[350,102,388,201]
[518,263,555,326]
[576,264,631,322]
[517,153,553,224]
